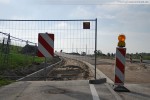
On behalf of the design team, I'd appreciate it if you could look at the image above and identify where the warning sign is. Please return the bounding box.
[37,33,54,57]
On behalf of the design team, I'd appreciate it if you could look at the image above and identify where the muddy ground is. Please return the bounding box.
[96,58,150,84]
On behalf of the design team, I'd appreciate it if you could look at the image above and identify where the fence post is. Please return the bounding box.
[140,55,143,63]
[95,18,97,80]
[129,54,132,63]
[33,43,37,63]
[1,38,4,54]
[25,40,29,64]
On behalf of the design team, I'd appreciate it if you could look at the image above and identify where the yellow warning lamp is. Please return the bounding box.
[118,34,126,47]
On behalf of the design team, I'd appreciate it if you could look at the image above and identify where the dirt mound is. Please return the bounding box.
[47,58,93,81]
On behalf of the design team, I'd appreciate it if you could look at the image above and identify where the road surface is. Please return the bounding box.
[56,52,150,100]
[0,53,150,100]
[0,80,118,100]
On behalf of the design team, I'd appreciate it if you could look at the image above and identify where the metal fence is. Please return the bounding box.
[0,19,97,80]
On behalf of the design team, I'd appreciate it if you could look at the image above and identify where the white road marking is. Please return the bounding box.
[89,84,100,100]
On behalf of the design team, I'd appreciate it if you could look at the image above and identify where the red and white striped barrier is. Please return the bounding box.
[115,47,126,85]
[37,33,54,57]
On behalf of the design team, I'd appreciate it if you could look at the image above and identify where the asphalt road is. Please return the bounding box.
[0,80,118,100]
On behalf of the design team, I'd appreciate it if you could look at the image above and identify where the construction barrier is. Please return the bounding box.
[115,47,126,85]
[114,34,129,92]
[114,47,129,92]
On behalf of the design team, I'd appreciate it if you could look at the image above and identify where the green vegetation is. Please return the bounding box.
[0,53,44,70]
[0,44,44,70]
[9,53,44,69]
[0,44,44,86]
[126,53,150,60]
[0,77,14,87]
[96,50,150,60]
[143,55,150,60]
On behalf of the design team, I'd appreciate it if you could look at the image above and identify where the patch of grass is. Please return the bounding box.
[143,56,150,60]
[10,45,22,54]
[131,55,150,60]
[34,56,45,63]
[0,77,14,87]
[0,53,44,70]
[10,53,44,68]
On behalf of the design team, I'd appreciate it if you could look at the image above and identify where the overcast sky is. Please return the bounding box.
[0,0,150,54]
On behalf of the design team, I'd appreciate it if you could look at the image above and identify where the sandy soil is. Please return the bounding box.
[97,58,150,84]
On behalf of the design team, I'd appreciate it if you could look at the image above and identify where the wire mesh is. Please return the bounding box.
[0,19,96,80]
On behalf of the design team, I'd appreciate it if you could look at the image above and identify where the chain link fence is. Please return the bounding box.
[0,32,37,69]
[0,19,97,81]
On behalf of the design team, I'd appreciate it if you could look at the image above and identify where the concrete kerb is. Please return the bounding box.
[61,56,122,100]
[82,61,114,84]
[80,60,123,100]
[16,57,63,81]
